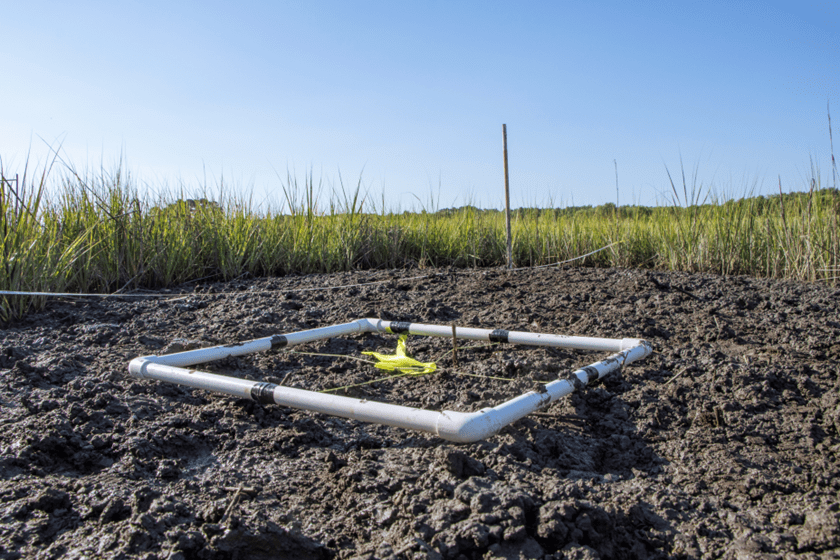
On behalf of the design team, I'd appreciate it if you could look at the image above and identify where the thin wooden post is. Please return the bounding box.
[829,101,837,191]
[451,324,458,366]
[614,159,619,208]
[503,124,512,269]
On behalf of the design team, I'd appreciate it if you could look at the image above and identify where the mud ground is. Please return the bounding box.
[1,266,839,559]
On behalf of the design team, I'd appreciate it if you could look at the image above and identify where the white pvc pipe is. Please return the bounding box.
[362,318,643,352]
[138,321,369,367]
[128,319,652,443]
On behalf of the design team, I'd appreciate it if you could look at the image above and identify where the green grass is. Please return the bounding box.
[1,154,839,323]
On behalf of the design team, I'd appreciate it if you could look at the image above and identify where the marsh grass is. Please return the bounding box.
[1,153,839,322]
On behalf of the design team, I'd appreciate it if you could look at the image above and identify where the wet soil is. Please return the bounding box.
[1,266,839,559]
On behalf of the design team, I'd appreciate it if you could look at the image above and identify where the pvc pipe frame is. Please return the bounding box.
[128,318,652,443]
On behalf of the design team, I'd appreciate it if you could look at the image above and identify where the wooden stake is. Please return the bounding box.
[503,124,512,269]
[451,324,458,366]
[614,159,619,208]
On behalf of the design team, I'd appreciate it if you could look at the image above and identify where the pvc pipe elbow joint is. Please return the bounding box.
[435,408,502,443]
[355,318,381,332]
[128,357,151,378]
[621,338,652,353]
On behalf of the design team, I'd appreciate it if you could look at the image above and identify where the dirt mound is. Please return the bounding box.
[1,267,839,559]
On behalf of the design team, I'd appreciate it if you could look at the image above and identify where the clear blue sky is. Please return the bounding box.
[2,1,838,211]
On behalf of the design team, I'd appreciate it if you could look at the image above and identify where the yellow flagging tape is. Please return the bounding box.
[362,335,437,375]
